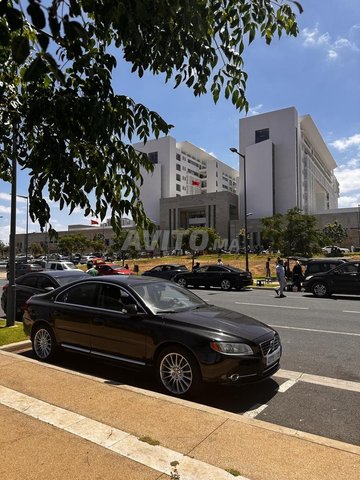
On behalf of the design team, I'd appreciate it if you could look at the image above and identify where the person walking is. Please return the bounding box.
[86,262,99,276]
[292,260,303,291]
[275,259,287,297]
[217,258,223,266]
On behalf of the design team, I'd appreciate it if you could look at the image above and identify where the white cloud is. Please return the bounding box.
[301,24,359,59]
[335,166,360,194]
[330,133,360,151]
[247,104,263,116]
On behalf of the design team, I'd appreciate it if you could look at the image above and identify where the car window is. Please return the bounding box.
[207,266,225,272]
[57,283,99,307]
[152,266,162,272]
[19,275,39,288]
[132,281,206,314]
[37,276,57,289]
[99,284,139,312]
[336,263,359,274]
[197,266,209,273]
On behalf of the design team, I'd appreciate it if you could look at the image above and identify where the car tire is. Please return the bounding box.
[32,325,59,361]
[157,346,201,398]
[220,278,232,291]
[176,277,187,288]
[311,282,330,297]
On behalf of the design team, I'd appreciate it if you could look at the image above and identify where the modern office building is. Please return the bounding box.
[238,106,340,221]
[133,136,239,225]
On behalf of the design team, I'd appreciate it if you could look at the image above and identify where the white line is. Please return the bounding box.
[277,379,298,393]
[235,302,309,310]
[274,369,360,393]
[0,385,249,480]
[242,403,268,418]
[343,310,360,314]
[270,324,360,337]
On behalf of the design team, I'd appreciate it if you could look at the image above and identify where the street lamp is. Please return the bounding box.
[230,147,249,272]
[17,194,29,262]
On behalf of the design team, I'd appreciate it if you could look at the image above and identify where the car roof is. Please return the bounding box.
[63,275,167,286]
[306,258,347,263]
[18,270,85,279]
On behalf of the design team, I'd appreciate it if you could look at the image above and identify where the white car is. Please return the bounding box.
[46,261,79,271]
[321,246,349,254]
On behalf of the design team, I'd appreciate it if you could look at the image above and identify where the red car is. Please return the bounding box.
[95,264,135,276]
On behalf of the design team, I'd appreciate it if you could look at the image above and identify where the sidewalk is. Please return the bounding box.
[0,348,359,480]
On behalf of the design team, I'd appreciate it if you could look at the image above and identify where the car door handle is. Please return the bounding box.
[93,318,104,325]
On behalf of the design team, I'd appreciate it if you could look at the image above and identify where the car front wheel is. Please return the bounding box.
[157,347,201,398]
[176,276,187,288]
[312,282,330,297]
[220,278,232,291]
[32,325,59,361]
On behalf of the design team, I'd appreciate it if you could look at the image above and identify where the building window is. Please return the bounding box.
[176,184,181,191]
[255,128,269,143]
[176,174,181,181]
[176,153,181,160]
[148,152,158,164]
[176,163,181,171]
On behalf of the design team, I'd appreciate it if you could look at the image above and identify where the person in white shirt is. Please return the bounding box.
[275,259,287,297]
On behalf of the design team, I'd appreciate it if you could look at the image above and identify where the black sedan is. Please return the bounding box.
[173,264,253,290]
[142,264,189,280]
[23,276,281,398]
[1,270,88,319]
[302,261,360,297]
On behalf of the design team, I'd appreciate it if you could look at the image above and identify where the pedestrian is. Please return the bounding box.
[124,263,129,269]
[86,264,99,276]
[217,258,223,266]
[192,261,200,272]
[292,260,303,291]
[275,259,287,297]
[265,257,271,278]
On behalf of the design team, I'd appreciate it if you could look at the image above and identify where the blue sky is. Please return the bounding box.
[1,0,360,244]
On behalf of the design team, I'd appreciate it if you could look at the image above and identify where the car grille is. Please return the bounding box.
[260,333,280,356]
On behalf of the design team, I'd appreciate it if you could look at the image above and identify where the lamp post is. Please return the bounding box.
[230,147,249,272]
[17,194,29,262]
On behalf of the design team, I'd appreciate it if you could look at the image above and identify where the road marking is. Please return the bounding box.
[235,302,309,310]
[0,385,249,480]
[270,324,360,337]
[277,379,298,393]
[343,310,360,314]
[275,369,360,393]
[243,403,268,418]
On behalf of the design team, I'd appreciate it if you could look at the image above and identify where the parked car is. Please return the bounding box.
[23,276,281,398]
[94,264,136,275]
[302,261,360,297]
[1,270,88,319]
[303,258,348,278]
[7,262,43,279]
[142,264,189,280]
[46,261,79,271]
[172,264,253,291]
[321,246,349,255]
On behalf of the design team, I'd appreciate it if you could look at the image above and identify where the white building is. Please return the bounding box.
[133,136,239,224]
[238,107,339,220]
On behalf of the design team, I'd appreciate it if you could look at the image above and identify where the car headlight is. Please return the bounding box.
[210,342,253,355]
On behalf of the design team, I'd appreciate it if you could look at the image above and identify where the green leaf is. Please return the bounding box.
[23,56,48,82]
[27,2,46,30]
[12,35,30,65]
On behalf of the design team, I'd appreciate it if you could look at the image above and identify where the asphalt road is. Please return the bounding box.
[1,282,359,446]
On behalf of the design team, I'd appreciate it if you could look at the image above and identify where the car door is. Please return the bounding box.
[331,263,360,294]
[205,266,225,287]
[89,283,148,365]
[52,282,96,352]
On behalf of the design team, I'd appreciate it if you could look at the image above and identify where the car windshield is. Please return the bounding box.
[132,281,206,314]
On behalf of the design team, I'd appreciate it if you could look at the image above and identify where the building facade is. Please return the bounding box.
[238,106,339,221]
[133,136,239,224]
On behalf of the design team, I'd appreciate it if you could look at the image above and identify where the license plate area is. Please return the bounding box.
[266,347,281,366]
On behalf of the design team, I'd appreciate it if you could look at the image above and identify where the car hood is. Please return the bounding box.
[158,305,274,342]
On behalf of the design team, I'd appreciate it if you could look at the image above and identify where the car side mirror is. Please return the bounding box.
[44,286,55,291]
[125,304,138,314]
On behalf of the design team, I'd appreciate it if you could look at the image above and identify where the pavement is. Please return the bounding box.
[0,343,359,480]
